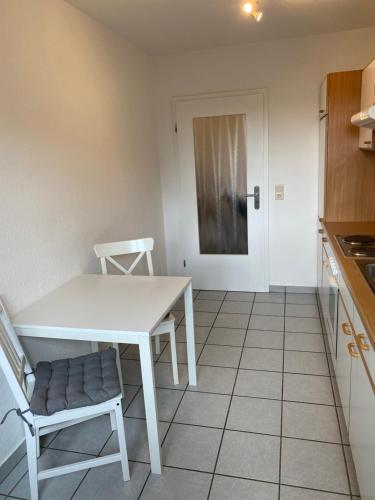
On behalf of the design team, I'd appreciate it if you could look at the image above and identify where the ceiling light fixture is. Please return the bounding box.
[242,2,263,21]
[243,2,253,14]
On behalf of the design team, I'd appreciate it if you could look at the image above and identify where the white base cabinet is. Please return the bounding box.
[336,294,353,427]
[318,238,375,500]
[349,311,375,500]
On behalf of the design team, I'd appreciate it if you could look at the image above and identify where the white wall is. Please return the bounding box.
[154,27,375,287]
[0,0,165,465]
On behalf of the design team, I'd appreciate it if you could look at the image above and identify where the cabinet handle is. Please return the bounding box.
[342,322,352,336]
[318,229,324,234]
[363,141,372,145]
[348,342,359,358]
[322,237,328,243]
[357,333,370,351]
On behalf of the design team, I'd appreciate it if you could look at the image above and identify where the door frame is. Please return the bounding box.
[171,88,269,291]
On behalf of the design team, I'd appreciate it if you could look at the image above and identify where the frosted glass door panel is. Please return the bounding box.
[193,114,248,255]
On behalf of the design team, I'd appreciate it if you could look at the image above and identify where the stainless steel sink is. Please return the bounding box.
[356,260,375,293]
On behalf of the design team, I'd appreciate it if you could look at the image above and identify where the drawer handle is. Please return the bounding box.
[348,342,359,358]
[322,237,328,243]
[357,333,369,351]
[342,322,352,336]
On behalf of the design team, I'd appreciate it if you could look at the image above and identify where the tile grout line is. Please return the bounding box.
[205,292,255,500]
[316,294,354,498]
[134,459,356,498]
[122,385,144,416]
[0,453,26,498]
[136,289,228,499]
[129,383,341,408]
[1,291,355,500]
[278,288,286,500]
[171,291,229,500]
[107,458,355,498]
[135,293,200,500]
[68,411,121,500]
[115,415,346,446]
[195,311,320,319]
[157,359,332,378]
[64,296,189,500]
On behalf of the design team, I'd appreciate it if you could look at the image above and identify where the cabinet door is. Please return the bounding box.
[336,294,353,426]
[349,313,375,500]
[318,116,327,218]
[317,229,323,297]
[361,59,375,109]
[321,245,336,366]
[320,246,329,336]
[319,77,328,117]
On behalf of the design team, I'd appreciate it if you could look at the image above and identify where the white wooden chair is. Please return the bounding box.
[0,298,129,500]
[94,237,179,385]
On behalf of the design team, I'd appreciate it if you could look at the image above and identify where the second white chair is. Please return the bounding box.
[94,237,179,385]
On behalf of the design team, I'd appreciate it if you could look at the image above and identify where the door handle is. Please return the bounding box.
[348,342,359,358]
[245,186,260,209]
[341,322,352,336]
[357,333,370,351]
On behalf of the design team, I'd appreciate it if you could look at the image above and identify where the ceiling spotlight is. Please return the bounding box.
[242,2,263,21]
[243,2,253,14]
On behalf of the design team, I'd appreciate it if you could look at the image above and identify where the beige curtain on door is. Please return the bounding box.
[193,113,248,255]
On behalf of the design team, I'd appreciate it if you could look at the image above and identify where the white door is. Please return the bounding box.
[175,91,267,291]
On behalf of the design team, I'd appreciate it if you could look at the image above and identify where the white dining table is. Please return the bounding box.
[12,273,196,475]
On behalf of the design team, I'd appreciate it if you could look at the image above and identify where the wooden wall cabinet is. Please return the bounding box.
[319,70,375,222]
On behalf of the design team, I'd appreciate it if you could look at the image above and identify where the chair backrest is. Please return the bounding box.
[94,237,155,276]
[0,298,33,410]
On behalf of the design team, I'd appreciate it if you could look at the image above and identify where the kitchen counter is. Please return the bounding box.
[323,221,375,350]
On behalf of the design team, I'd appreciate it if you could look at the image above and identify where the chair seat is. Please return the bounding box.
[29,348,121,416]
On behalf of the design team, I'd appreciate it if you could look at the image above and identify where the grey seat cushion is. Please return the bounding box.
[29,348,121,416]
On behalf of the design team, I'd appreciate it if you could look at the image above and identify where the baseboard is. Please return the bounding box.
[269,285,317,294]
[269,285,286,292]
[0,440,25,484]
[285,286,317,294]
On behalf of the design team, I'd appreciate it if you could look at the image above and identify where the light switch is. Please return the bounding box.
[275,184,284,200]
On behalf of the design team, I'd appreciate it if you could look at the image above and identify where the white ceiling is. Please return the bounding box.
[67,0,375,55]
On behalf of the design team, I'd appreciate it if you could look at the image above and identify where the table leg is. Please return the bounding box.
[184,281,197,386]
[138,336,162,474]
